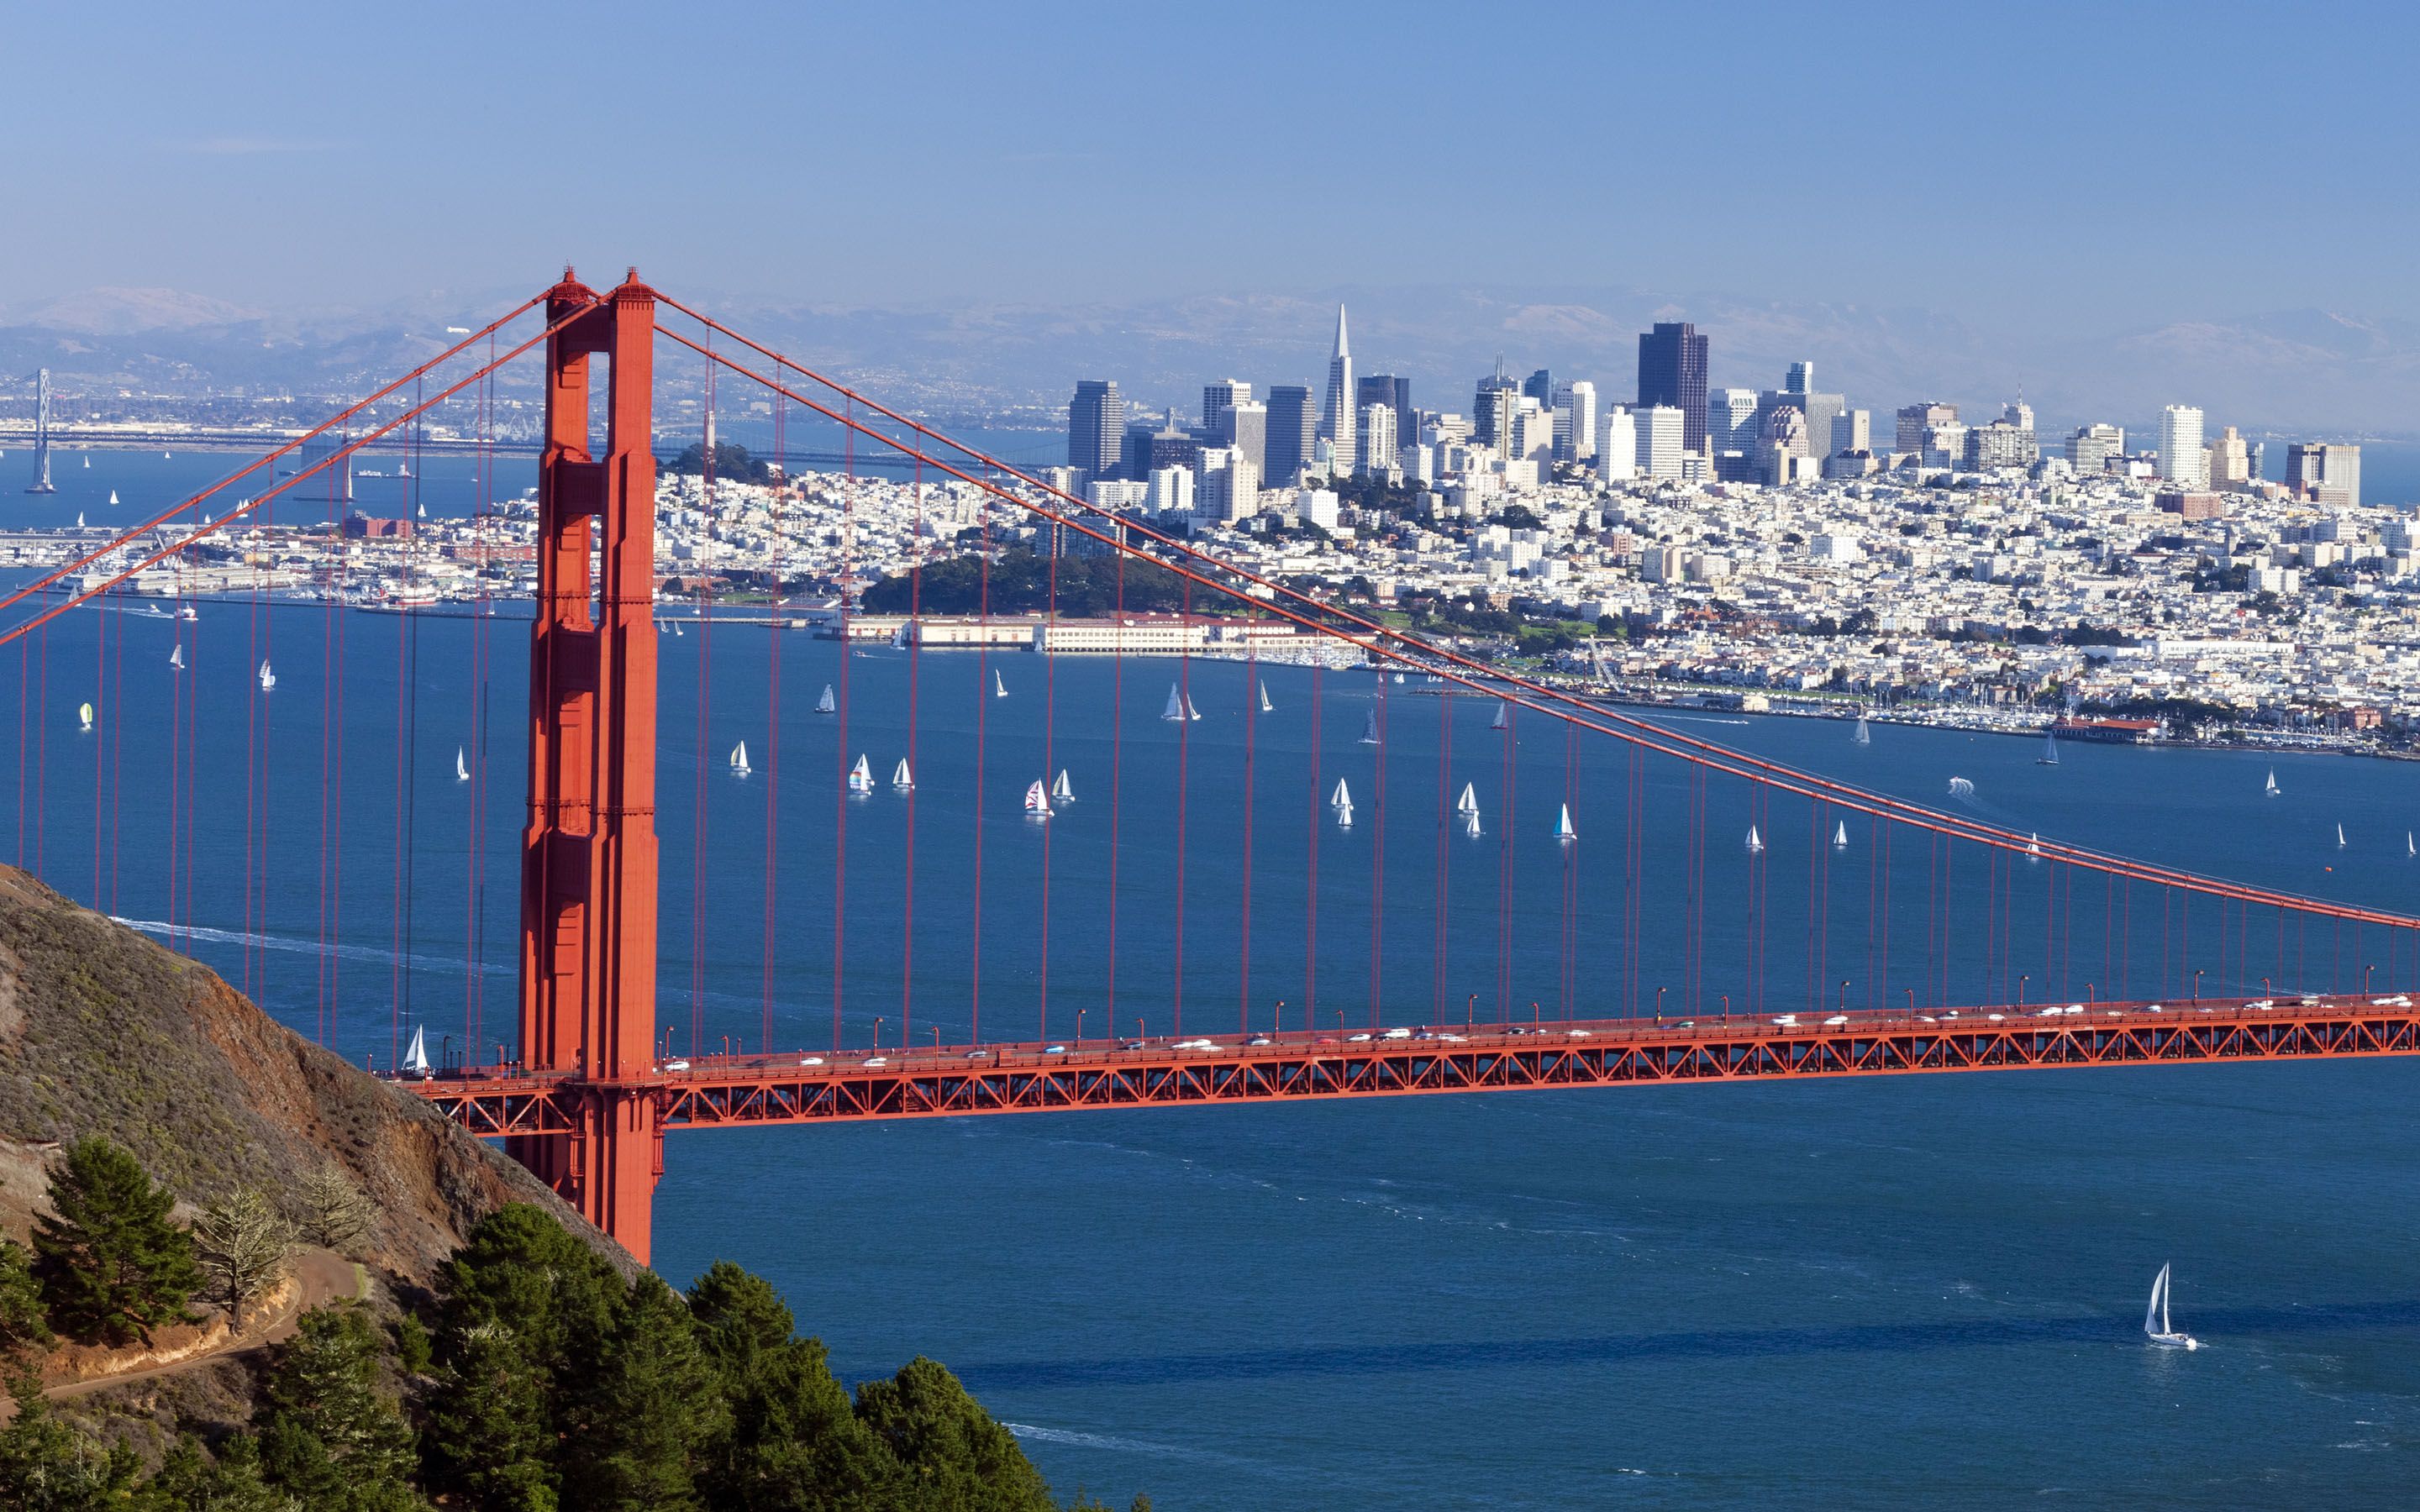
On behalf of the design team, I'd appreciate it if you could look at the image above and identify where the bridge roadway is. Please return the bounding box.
[399,993,2420,1137]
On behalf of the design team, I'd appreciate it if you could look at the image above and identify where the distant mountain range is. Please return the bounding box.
[3,282,2412,442]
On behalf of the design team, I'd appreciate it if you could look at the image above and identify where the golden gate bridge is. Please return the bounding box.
[6,269,2417,1263]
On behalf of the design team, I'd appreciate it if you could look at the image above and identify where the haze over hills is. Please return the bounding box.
[2,281,2412,442]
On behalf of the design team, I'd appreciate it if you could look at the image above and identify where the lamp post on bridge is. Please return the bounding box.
[1273,1001,1285,1039]
[874,1017,884,1053]
[1466,993,1476,1034]
[1655,986,1666,1026]
[2018,974,2028,1008]
[2365,963,2376,995]
[2192,969,2203,1004]
[1838,979,1849,1014]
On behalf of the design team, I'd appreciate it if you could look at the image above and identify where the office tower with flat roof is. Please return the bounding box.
[1523,368,1554,407]
[1217,399,1268,480]
[1635,323,1708,452]
[1265,385,1313,485]
[1067,380,1124,479]
[1473,373,1520,452]
[1638,405,1686,478]
[1786,360,1813,395]
[1202,381,1250,439]
[2065,423,2123,475]
[1357,402,1397,475]
[2208,426,2251,488]
[1709,388,1758,455]
[1356,375,1411,454]
[1555,380,1598,460]
[1320,305,1355,469]
[1598,405,1637,480]
[1896,402,1958,455]
[2287,442,2361,507]
[2157,405,2207,487]
[1833,408,1870,456]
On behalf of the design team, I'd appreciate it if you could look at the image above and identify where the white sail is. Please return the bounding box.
[994,669,1008,699]
[2408,831,2414,858]
[257,659,276,691]
[848,753,871,793]
[2028,832,2042,858]
[1456,782,1479,815]
[1490,702,1509,731]
[1336,801,1354,829]
[892,758,914,790]
[1392,672,1405,684]
[455,747,470,783]
[77,701,93,731]
[1463,810,1482,838]
[1259,682,1274,713]
[1186,692,1201,722]
[1854,712,1870,745]
[2337,822,2346,849]
[1052,769,1074,801]
[2040,727,2060,764]
[2265,769,2279,796]
[1745,824,1764,853]
[168,645,183,670]
[730,740,750,775]
[1023,779,1051,816]
[1555,803,1576,841]
[891,623,910,650]
[402,1024,431,1077]
[1331,777,1351,809]
[2144,1263,2198,1349]
[108,490,118,506]
[672,621,684,637]
[816,683,836,714]
[1359,707,1380,745]
[75,512,83,528]
[1162,683,1186,722]
[1833,820,1849,848]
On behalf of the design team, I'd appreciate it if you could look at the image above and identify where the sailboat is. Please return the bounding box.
[994,669,1008,699]
[1052,769,1075,803]
[1854,711,1871,745]
[1358,707,1380,745]
[892,758,914,791]
[1023,779,1052,818]
[2337,822,2346,850]
[1392,672,1404,684]
[1161,683,1187,722]
[891,623,910,651]
[816,684,836,715]
[1331,777,1352,810]
[82,454,89,469]
[2038,727,2060,765]
[455,747,470,783]
[401,1024,432,1079]
[1259,681,1274,713]
[2408,831,2415,859]
[847,754,872,795]
[2265,769,2280,797]
[672,621,684,637]
[1336,796,1354,828]
[1186,691,1201,721]
[107,490,118,506]
[1462,809,1482,838]
[1490,702,1509,731]
[2144,1263,2199,1350]
[1456,782,1479,816]
[257,660,276,692]
[1833,820,1849,848]
[1555,804,1576,843]
[178,605,197,622]
[168,645,183,671]
[1745,824,1765,853]
[75,512,84,528]
[77,701,92,732]
[2027,832,2043,858]
[729,740,752,777]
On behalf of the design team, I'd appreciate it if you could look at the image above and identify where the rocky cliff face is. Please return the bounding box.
[0,865,629,1286]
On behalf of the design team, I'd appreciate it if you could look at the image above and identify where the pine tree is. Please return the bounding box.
[255,1304,424,1511]
[0,1240,50,1355]
[297,1163,376,1255]
[31,1137,201,1346]
[0,1373,140,1509]
[421,1321,558,1512]
[192,1188,294,1330]
[690,1261,897,1511]
[855,1357,1058,1512]
[559,1274,724,1512]
[135,1435,293,1512]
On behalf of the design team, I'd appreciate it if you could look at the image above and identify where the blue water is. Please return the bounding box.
[3,604,2419,1504]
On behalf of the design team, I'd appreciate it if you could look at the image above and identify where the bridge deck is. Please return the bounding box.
[398,995,2420,1136]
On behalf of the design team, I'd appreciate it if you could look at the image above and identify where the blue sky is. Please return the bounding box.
[9,0,2419,333]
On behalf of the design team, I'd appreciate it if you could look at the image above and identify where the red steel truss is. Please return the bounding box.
[405,996,2420,1137]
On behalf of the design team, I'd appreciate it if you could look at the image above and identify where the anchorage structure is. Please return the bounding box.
[24,369,55,495]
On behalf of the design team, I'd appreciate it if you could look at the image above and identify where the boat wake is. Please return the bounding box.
[110,918,510,975]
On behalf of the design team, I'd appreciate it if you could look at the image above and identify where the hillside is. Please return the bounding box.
[0,864,627,1287]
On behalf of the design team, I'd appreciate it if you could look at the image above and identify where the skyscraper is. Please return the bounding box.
[1708,388,1760,454]
[2207,426,2251,488]
[1635,323,1709,452]
[1833,409,1870,455]
[1472,373,1520,450]
[1356,375,1411,455]
[1265,386,1314,485]
[1067,380,1124,480]
[1555,381,1598,460]
[24,368,56,495]
[1357,402,1397,475]
[1598,406,1638,480]
[1786,360,1813,396]
[2066,423,2124,475]
[1202,381,1251,439]
[1218,400,1268,482]
[1523,368,1554,407]
[1638,406,1686,479]
[1320,306,1355,470]
[2157,405,2207,488]
[1897,402,1958,455]
[2287,443,2361,507]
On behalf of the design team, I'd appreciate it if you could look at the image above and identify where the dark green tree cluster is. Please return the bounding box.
[31,1136,202,1347]
[665,442,778,485]
[861,547,1244,621]
[1,1202,1139,1511]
